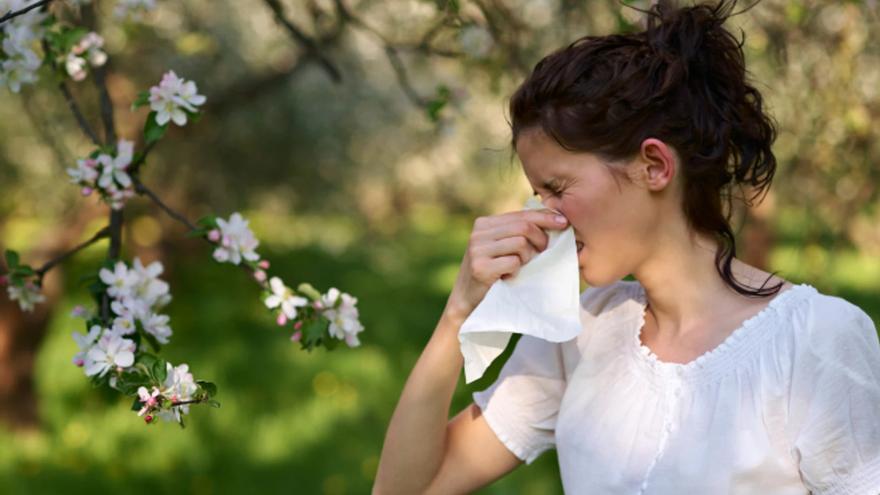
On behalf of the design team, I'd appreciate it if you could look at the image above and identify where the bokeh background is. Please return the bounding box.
[1,0,879,493]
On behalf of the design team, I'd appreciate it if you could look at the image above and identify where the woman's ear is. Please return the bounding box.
[638,138,677,191]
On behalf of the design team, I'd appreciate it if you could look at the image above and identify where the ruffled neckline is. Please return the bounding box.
[628,281,816,384]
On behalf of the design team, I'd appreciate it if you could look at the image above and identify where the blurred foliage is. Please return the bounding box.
[1,0,879,493]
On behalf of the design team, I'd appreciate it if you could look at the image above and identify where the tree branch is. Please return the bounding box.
[132,178,198,232]
[40,39,103,146]
[34,226,111,280]
[262,0,342,83]
[0,0,53,25]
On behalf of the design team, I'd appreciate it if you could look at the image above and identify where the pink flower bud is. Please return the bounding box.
[313,301,323,309]
[81,186,94,196]
[71,305,88,317]
[207,229,220,242]
[145,414,153,423]
[276,313,288,326]
[253,270,266,282]
[74,358,84,367]
[258,260,270,269]
[290,330,302,342]
[293,320,303,330]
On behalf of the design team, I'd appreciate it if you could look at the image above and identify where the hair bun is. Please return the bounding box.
[642,0,747,75]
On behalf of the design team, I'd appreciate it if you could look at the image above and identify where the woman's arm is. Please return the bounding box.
[372,308,522,495]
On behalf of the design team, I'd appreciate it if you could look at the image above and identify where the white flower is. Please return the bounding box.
[264,277,309,320]
[72,325,102,366]
[65,52,88,81]
[66,157,99,184]
[84,333,136,377]
[142,312,171,344]
[7,281,45,312]
[96,139,133,190]
[99,261,138,299]
[136,385,161,416]
[110,297,148,336]
[114,0,157,22]
[0,2,46,92]
[148,70,205,126]
[157,362,197,423]
[130,257,170,308]
[211,212,260,265]
[320,288,364,347]
[64,32,107,82]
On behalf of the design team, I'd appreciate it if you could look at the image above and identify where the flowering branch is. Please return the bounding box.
[40,39,103,146]
[0,0,52,25]
[3,0,366,428]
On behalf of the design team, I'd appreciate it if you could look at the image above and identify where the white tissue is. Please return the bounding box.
[458,196,582,384]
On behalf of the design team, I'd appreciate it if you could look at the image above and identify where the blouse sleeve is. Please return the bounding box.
[789,294,880,495]
[471,333,566,465]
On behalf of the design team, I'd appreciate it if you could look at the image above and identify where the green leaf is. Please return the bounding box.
[196,380,217,398]
[207,400,221,408]
[144,111,168,144]
[115,372,148,395]
[152,358,168,383]
[196,215,218,229]
[14,265,35,276]
[186,228,208,238]
[131,396,143,411]
[4,250,19,269]
[131,91,150,111]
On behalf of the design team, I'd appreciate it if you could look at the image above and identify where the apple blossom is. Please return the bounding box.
[320,288,364,347]
[136,386,161,416]
[130,258,171,307]
[72,325,102,366]
[211,212,260,265]
[64,32,108,82]
[99,261,138,299]
[148,70,206,126]
[264,276,308,320]
[0,1,46,93]
[84,333,136,378]
[156,362,197,423]
[142,312,172,344]
[6,280,45,312]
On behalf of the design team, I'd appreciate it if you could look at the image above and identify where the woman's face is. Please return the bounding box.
[515,127,661,286]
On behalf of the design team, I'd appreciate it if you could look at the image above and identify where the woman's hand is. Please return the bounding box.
[443,208,569,322]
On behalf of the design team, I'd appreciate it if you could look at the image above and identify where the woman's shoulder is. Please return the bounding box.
[792,287,878,362]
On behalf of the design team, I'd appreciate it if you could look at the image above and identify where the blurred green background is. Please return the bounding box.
[1,0,879,493]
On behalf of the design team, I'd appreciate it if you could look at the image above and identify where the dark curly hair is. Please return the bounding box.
[509,0,785,298]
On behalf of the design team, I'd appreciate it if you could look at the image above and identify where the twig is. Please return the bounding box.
[35,226,111,279]
[132,178,198,231]
[262,0,342,83]
[40,39,103,146]
[0,0,53,25]
[91,64,116,146]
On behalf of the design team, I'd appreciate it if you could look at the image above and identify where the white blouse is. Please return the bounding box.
[472,280,880,494]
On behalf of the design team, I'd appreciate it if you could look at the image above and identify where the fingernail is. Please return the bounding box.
[555,215,567,224]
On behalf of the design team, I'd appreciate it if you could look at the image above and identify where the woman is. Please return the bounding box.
[373,1,880,493]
